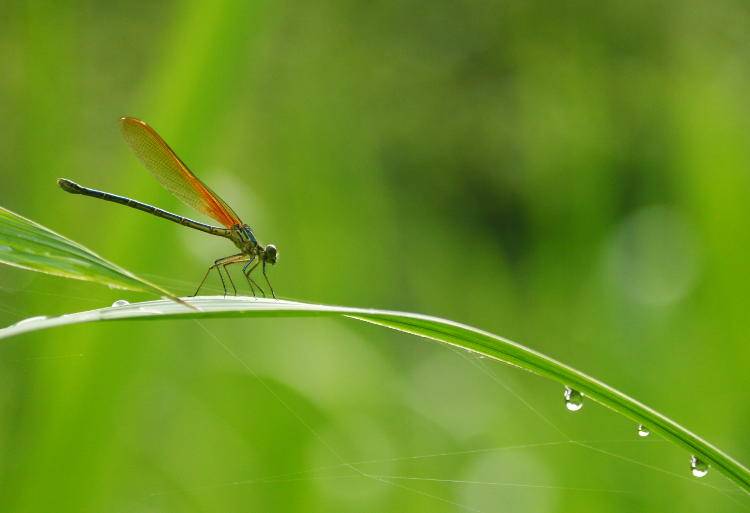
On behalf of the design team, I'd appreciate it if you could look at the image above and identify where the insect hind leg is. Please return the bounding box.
[221,263,238,296]
[214,257,264,297]
[192,253,244,297]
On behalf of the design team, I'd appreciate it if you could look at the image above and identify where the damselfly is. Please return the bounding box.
[58,117,277,297]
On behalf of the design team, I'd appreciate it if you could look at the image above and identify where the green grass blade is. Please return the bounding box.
[1,295,748,493]
[0,205,180,301]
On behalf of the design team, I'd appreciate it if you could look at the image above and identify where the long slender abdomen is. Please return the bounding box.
[57,178,231,238]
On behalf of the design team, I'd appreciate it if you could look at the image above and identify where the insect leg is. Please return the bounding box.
[217,256,261,297]
[241,258,258,296]
[244,261,264,297]
[219,255,257,297]
[222,263,238,296]
[193,266,214,297]
[262,261,276,300]
[193,253,243,296]
[216,265,228,297]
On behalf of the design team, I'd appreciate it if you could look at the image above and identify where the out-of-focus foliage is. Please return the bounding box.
[1,1,749,511]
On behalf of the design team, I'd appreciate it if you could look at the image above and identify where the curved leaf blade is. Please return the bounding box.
[0,205,179,300]
[1,295,748,493]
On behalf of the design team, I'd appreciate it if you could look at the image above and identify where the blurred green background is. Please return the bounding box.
[1,1,749,511]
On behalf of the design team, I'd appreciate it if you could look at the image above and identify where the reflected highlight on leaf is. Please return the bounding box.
[0,205,180,301]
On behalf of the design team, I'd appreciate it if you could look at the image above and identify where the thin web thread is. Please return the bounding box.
[158,320,748,509]
[191,320,485,512]
[7,279,743,508]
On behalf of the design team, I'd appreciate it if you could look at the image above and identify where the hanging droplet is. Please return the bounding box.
[637,424,650,437]
[563,386,584,411]
[111,299,130,307]
[690,455,709,477]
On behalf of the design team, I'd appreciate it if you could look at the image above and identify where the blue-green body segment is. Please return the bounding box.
[238,225,258,244]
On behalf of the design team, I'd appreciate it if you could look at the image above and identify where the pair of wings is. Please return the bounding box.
[120,117,243,228]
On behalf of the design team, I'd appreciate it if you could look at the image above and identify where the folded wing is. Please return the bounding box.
[120,117,242,228]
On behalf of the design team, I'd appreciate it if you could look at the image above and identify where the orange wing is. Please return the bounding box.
[119,117,242,228]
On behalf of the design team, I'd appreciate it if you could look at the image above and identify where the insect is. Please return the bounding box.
[58,117,278,298]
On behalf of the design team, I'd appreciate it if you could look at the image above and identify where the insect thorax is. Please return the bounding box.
[230,224,260,254]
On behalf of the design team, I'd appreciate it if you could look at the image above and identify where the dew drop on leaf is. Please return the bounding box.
[637,424,650,437]
[111,299,130,307]
[690,455,709,477]
[564,386,584,411]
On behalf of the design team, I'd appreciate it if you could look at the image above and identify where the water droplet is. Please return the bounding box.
[12,315,49,327]
[690,456,709,477]
[111,299,130,307]
[563,386,584,411]
[637,424,650,437]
